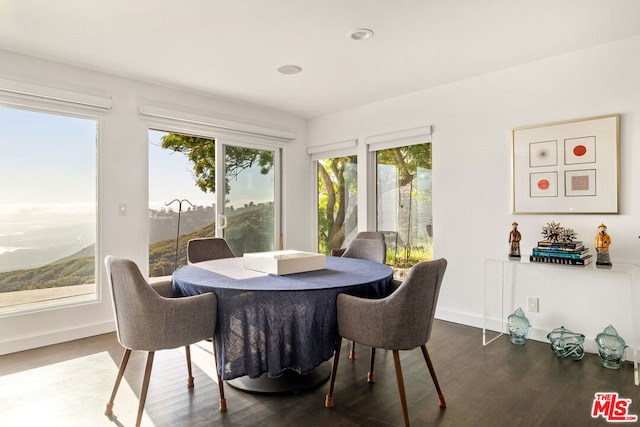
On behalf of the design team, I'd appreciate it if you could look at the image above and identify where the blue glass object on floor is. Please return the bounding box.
[595,324,627,369]
[547,326,585,360]
[507,307,531,345]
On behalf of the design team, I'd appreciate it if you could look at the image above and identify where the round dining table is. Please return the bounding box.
[171,255,393,393]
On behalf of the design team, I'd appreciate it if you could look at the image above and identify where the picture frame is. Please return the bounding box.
[512,114,619,214]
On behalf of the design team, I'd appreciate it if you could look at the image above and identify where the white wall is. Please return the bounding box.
[307,36,640,350]
[0,50,310,354]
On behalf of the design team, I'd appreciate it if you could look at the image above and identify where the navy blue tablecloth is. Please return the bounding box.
[172,256,393,380]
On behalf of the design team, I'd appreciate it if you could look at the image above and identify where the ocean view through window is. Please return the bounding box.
[0,106,97,314]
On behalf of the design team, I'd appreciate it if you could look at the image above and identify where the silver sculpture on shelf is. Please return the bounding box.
[507,307,530,345]
[595,324,627,369]
[547,326,585,360]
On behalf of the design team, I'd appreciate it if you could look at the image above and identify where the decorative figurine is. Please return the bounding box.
[509,221,521,259]
[595,325,627,369]
[507,307,531,345]
[547,326,585,360]
[595,223,612,267]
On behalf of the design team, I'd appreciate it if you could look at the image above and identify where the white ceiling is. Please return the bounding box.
[2,0,640,118]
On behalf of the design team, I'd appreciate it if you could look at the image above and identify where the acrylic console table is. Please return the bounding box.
[482,258,640,385]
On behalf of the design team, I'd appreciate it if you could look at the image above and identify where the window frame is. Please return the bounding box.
[365,126,433,274]
[308,140,358,253]
[0,101,103,318]
[365,126,433,227]
[217,136,282,252]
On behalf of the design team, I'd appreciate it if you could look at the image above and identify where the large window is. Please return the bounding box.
[317,156,358,254]
[0,106,97,314]
[375,142,432,277]
[149,130,278,276]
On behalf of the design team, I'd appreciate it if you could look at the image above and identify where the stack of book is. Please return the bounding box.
[530,240,592,266]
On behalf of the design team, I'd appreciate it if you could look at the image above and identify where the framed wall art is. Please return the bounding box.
[512,114,619,214]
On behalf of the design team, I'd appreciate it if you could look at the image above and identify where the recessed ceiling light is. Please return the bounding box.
[277,64,302,75]
[347,28,374,41]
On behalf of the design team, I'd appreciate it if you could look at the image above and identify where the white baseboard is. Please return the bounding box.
[435,307,484,329]
[434,308,639,362]
[0,321,115,355]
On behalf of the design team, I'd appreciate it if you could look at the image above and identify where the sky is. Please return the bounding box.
[0,107,274,239]
[147,130,274,212]
[0,106,96,235]
[148,130,213,210]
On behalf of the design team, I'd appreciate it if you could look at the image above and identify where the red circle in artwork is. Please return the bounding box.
[538,179,550,190]
[573,145,587,156]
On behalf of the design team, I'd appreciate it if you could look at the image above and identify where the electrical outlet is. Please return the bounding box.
[527,297,539,313]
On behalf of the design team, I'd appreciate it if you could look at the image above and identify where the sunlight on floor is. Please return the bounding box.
[189,341,219,385]
[0,352,155,427]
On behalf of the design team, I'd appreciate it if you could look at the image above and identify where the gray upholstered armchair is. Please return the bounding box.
[339,236,388,360]
[325,258,448,427]
[187,237,236,264]
[341,237,387,264]
[330,231,385,257]
[104,256,226,427]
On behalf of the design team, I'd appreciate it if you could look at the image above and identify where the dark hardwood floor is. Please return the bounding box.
[1,320,637,426]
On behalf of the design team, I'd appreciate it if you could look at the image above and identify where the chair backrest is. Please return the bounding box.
[355,231,385,241]
[382,258,447,350]
[341,238,387,264]
[331,231,384,257]
[187,238,236,264]
[105,255,167,350]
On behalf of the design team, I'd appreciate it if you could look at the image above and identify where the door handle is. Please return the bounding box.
[218,214,227,230]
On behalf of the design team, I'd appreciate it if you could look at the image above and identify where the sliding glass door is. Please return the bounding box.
[149,132,280,275]
[220,144,278,256]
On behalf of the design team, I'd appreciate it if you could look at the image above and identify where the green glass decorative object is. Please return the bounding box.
[595,324,627,369]
[547,326,585,360]
[507,307,530,345]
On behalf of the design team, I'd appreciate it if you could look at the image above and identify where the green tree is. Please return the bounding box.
[317,156,357,253]
[160,134,273,195]
[161,133,431,262]
[375,145,432,186]
[317,145,430,255]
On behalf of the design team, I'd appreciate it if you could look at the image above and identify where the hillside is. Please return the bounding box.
[0,203,273,293]
[149,221,217,276]
[149,202,274,276]
[0,253,95,293]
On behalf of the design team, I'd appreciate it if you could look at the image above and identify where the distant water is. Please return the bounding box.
[0,247,25,255]
[0,223,95,272]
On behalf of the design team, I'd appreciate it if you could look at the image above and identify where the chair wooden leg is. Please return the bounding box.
[325,337,342,408]
[367,347,376,383]
[392,350,410,427]
[421,345,446,408]
[212,338,227,412]
[105,348,132,416]
[185,345,195,388]
[349,340,356,360]
[136,351,155,427]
